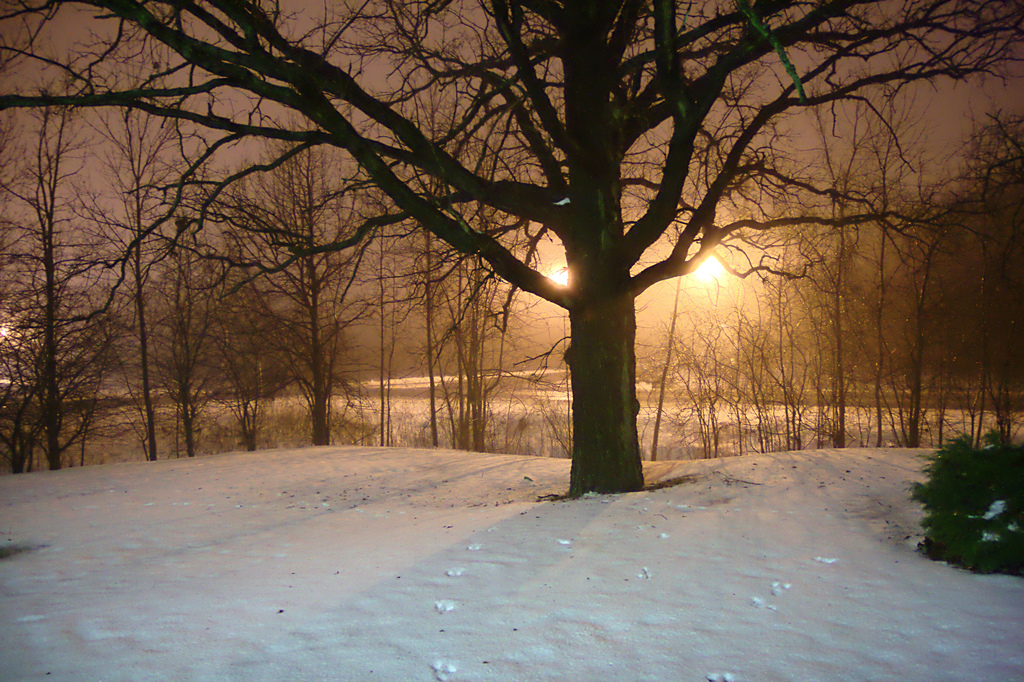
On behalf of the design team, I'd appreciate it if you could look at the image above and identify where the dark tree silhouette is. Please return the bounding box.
[1,0,1020,492]
[0,107,113,470]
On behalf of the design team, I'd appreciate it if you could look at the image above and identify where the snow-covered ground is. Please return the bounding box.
[1,446,1022,681]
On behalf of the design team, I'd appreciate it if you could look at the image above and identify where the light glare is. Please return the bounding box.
[694,256,726,282]
[548,268,569,286]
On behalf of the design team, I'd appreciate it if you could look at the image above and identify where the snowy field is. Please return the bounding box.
[1,446,1022,681]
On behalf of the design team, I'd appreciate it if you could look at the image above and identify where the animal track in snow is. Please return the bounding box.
[466,544,481,551]
[751,596,777,611]
[556,538,572,546]
[434,600,457,614]
[637,566,652,579]
[771,581,792,596]
[432,659,457,681]
[813,556,838,564]
[446,567,465,577]
[707,672,737,682]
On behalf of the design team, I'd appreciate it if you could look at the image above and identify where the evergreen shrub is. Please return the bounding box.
[912,432,1024,575]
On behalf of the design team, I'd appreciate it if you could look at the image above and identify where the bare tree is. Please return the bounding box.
[210,274,290,451]
[649,276,682,461]
[3,0,1020,492]
[89,109,178,461]
[436,253,511,452]
[152,243,218,458]
[0,106,113,470]
[943,113,1024,443]
[215,145,366,447]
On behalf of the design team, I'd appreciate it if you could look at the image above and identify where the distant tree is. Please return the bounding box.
[944,113,1024,444]
[89,108,178,461]
[419,230,443,448]
[436,252,511,453]
[0,107,114,470]
[368,222,414,449]
[215,145,366,447]
[152,243,218,458]
[210,276,290,451]
[3,1,1020,492]
[673,304,730,458]
[649,276,682,461]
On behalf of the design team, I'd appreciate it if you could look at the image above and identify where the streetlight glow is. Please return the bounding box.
[548,267,569,286]
[694,255,726,283]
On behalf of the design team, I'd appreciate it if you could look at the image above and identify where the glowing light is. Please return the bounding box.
[548,267,569,286]
[694,256,726,283]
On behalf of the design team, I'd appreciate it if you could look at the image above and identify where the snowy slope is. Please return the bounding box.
[1,446,1022,681]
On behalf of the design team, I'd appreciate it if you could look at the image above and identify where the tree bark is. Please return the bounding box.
[567,292,644,496]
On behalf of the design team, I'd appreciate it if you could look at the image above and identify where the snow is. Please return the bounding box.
[983,500,1007,520]
[2,446,1022,681]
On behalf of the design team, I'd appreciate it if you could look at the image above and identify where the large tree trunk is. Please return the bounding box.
[560,13,644,495]
[567,292,644,496]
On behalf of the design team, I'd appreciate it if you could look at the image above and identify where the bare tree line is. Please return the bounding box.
[0,106,546,471]
[2,104,1020,473]
[1,1,1022,492]
[646,111,1024,459]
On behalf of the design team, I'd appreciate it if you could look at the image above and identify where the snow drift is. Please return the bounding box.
[2,446,1022,681]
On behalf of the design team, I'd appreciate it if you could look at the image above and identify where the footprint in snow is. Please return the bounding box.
[435,600,457,614]
[707,672,737,682]
[432,659,457,681]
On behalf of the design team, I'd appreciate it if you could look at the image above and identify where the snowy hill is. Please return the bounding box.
[2,446,1022,681]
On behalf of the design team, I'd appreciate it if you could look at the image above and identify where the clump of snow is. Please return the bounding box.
[2,446,1023,680]
[983,500,1007,520]
[707,672,736,682]
[432,659,457,681]
[434,600,458,614]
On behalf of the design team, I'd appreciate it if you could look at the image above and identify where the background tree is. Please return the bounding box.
[216,145,366,447]
[436,252,512,453]
[2,0,1020,492]
[0,106,113,470]
[152,242,218,458]
[210,274,290,451]
[944,113,1024,444]
[89,109,178,462]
